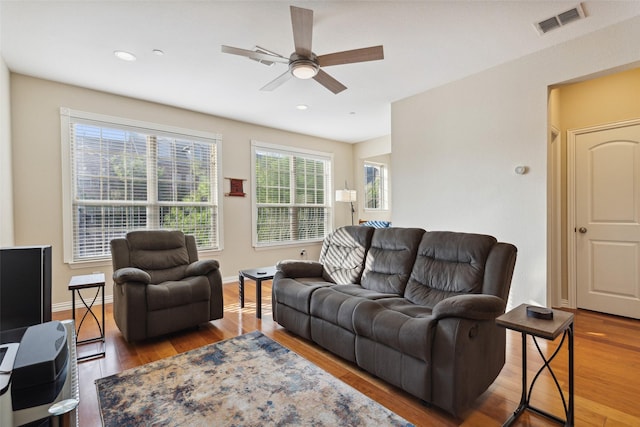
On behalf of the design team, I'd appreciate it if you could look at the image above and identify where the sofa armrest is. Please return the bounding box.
[113,267,151,285]
[432,294,506,321]
[185,259,220,277]
[276,259,324,278]
[431,315,506,416]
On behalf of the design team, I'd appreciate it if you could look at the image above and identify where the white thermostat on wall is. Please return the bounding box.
[514,166,528,175]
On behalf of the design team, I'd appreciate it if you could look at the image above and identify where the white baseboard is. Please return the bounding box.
[558,298,571,309]
[222,275,238,284]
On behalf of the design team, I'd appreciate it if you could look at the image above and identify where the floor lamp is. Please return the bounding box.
[335,188,357,225]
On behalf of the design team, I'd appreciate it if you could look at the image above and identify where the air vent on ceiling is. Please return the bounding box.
[534,3,586,35]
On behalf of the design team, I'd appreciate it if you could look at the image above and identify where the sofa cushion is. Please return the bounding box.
[319,226,374,284]
[310,287,366,333]
[360,227,425,294]
[146,275,211,311]
[273,277,333,314]
[352,298,437,362]
[323,284,399,300]
[404,231,497,308]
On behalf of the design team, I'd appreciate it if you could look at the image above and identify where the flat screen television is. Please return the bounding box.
[0,246,52,334]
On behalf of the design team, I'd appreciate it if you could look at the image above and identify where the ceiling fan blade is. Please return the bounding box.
[313,69,347,94]
[261,70,293,91]
[290,6,313,57]
[318,46,384,67]
[221,45,289,64]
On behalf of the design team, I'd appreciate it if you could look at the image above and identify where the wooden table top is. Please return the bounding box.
[68,272,106,290]
[496,304,574,340]
[239,266,277,281]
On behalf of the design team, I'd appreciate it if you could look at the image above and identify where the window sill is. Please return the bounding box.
[66,258,112,270]
[253,241,323,251]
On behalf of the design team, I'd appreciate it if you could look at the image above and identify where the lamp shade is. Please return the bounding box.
[335,189,357,203]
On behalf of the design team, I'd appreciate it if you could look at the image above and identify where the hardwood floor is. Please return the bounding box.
[53,281,640,426]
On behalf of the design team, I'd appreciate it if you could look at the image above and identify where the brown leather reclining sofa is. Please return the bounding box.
[272,226,517,417]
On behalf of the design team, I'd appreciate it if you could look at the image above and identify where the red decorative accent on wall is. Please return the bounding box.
[225,178,246,197]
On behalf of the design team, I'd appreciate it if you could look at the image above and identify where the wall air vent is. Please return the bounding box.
[534,3,586,35]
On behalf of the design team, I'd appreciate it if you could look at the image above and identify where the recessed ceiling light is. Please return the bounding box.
[296,104,309,110]
[152,49,165,56]
[114,50,137,61]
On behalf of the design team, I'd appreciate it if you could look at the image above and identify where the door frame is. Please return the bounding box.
[566,118,640,310]
[548,126,562,307]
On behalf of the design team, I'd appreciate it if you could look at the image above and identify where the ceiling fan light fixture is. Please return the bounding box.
[291,60,318,79]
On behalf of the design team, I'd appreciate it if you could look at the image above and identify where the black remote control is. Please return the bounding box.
[526,305,553,320]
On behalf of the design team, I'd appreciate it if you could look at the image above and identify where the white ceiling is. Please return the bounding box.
[2,1,640,143]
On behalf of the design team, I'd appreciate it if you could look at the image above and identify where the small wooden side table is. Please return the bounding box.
[496,304,574,426]
[238,266,276,319]
[68,273,106,361]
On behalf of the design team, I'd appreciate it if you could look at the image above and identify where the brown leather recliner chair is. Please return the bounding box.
[110,230,223,342]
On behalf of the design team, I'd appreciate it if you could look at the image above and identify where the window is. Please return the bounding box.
[364,161,388,210]
[61,108,222,263]
[252,141,332,247]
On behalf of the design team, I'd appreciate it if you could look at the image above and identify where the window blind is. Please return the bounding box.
[252,142,332,246]
[364,161,388,210]
[62,110,221,262]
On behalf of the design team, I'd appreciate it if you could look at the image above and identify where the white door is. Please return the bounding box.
[574,121,640,319]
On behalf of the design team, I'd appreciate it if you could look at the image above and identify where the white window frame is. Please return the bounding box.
[251,140,333,248]
[60,107,224,266]
[364,160,389,211]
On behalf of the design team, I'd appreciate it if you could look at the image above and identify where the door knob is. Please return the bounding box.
[578,227,587,234]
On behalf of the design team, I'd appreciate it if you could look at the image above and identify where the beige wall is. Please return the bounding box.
[392,16,640,308]
[556,67,640,129]
[353,135,392,223]
[551,66,640,301]
[10,74,355,309]
[0,27,15,245]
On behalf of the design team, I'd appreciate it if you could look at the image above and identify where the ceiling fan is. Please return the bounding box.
[221,5,384,94]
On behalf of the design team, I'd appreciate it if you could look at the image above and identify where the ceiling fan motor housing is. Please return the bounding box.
[289,53,319,79]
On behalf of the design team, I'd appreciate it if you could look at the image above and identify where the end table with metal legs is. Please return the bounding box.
[68,273,106,361]
[496,304,574,426]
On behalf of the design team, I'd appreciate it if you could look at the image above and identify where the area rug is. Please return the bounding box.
[95,331,413,426]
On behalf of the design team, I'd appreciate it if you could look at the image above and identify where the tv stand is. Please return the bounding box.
[0,320,79,427]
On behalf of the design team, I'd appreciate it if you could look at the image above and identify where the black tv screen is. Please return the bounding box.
[0,246,52,333]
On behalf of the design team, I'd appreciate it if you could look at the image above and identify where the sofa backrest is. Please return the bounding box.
[112,230,197,284]
[481,242,518,301]
[360,227,425,294]
[320,226,374,284]
[404,231,501,308]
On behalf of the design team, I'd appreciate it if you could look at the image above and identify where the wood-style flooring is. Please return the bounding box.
[53,281,640,426]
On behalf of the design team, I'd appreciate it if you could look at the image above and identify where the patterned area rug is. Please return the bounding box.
[96,331,413,426]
